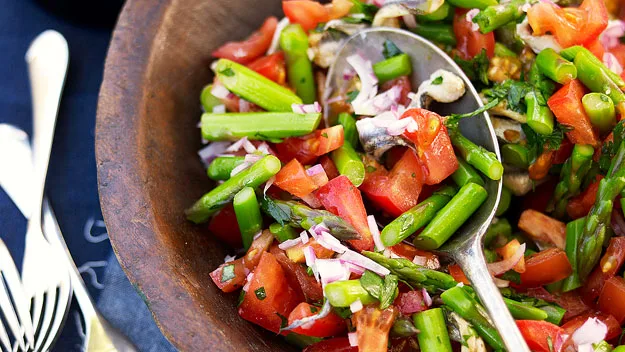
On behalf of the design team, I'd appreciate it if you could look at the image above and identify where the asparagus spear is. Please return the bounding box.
[582,93,616,135]
[200,84,223,112]
[269,222,298,242]
[441,287,505,350]
[503,297,549,321]
[498,288,566,324]
[577,141,625,281]
[562,217,586,292]
[446,0,497,10]
[186,155,281,223]
[362,251,457,292]
[484,218,512,247]
[501,143,530,169]
[324,279,377,307]
[410,23,457,46]
[373,53,412,83]
[337,113,359,149]
[280,24,316,104]
[414,183,488,250]
[473,0,526,33]
[451,131,504,180]
[574,51,625,112]
[215,59,302,111]
[452,158,485,187]
[261,198,361,240]
[496,186,512,216]
[525,90,555,135]
[413,308,453,352]
[548,144,595,218]
[331,144,365,187]
[561,46,625,89]
[417,2,452,21]
[207,156,245,180]
[381,186,456,246]
[494,42,516,57]
[233,187,263,250]
[535,48,577,84]
[201,112,321,142]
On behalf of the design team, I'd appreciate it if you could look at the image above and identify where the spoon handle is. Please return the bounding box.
[457,243,530,352]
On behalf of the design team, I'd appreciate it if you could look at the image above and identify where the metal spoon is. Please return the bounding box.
[325,27,530,352]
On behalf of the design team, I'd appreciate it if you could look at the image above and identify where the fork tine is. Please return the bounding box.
[0,281,25,351]
[0,241,34,348]
[40,274,71,352]
[29,292,43,343]
[0,317,11,352]
[33,285,58,352]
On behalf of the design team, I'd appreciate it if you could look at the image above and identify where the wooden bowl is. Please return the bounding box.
[96,0,295,350]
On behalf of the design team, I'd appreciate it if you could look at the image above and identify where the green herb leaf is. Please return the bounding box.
[255,287,267,300]
[220,264,236,282]
[333,306,353,319]
[365,165,377,173]
[522,123,568,163]
[307,266,314,277]
[382,40,403,59]
[261,196,291,226]
[432,76,443,85]
[347,0,378,23]
[346,90,360,103]
[454,49,490,86]
[379,274,399,310]
[219,67,235,77]
[277,313,289,329]
[499,270,521,284]
[237,290,246,307]
[445,98,501,131]
[483,79,534,114]
[360,270,384,299]
[321,132,329,138]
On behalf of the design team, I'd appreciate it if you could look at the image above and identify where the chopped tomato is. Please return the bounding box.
[353,306,399,352]
[555,291,592,322]
[238,252,301,333]
[287,302,347,337]
[516,320,565,352]
[395,290,427,314]
[361,149,424,217]
[562,312,622,340]
[275,126,344,165]
[584,38,606,60]
[308,166,329,188]
[275,159,319,198]
[303,338,357,352]
[553,138,573,165]
[319,155,340,180]
[520,248,573,287]
[389,243,439,268]
[527,0,607,47]
[384,146,408,170]
[599,276,625,323]
[522,178,558,213]
[518,209,566,249]
[270,245,323,302]
[208,203,243,248]
[326,0,354,19]
[610,44,625,68]
[528,150,554,180]
[283,1,330,32]
[380,76,412,106]
[210,230,274,292]
[247,53,286,85]
[453,9,495,59]
[449,264,471,285]
[212,17,278,64]
[496,239,526,273]
[315,175,374,251]
[285,239,334,263]
[547,80,600,147]
[401,108,458,185]
[218,90,263,113]
[580,237,625,304]
[567,176,603,219]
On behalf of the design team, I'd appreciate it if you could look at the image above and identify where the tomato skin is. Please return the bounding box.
[547,80,600,147]
[270,245,322,302]
[610,44,625,68]
[522,178,558,213]
[319,155,340,180]
[283,1,330,32]
[275,159,319,198]
[453,9,495,59]
[528,150,554,180]
[247,52,286,85]
[285,239,335,263]
[274,126,344,165]
[449,264,471,285]
[208,203,243,248]
[518,209,566,249]
[395,290,427,314]
[553,138,574,165]
[380,76,412,106]
[212,17,278,64]
[315,125,345,156]
[578,0,609,43]
[584,38,606,60]
[303,338,357,352]
[516,320,565,352]
[599,276,625,323]
[389,243,439,266]
[287,302,347,337]
[567,176,603,219]
[401,109,458,185]
[562,312,621,340]
[580,236,625,305]
[520,248,572,287]
[353,306,399,352]
[238,252,302,333]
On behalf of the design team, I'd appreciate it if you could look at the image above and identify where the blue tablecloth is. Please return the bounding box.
[0,1,176,351]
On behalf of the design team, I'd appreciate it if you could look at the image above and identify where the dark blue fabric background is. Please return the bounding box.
[0,1,176,351]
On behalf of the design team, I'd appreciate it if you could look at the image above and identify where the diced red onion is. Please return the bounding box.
[317,231,349,254]
[350,299,364,313]
[267,17,290,55]
[348,332,359,347]
[242,273,254,292]
[281,299,331,332]
[212,104,226,114]
[604,53,623,75]
[226,137,249,152]
[601,20,625,50]
[292,102,322,114]
[310,223,330,237]
[402,14,417,29]
[198,141,231,166]
[413,256,427,266]
[211,84,230,99]
[304,245,317,268]
[239,99,251,113]
[242,140,257,154]
[487,243,526,276]
[422,288,433,307]
[493,277,510,288]
[340,249,391,276]
[373,0,385,6]
[519,3,531,12]
[253,231,263,240]
[301,193,323,208]
[300,230,310,244]
[306,164,325,177]
[357,85,402,116]
[244,153,263,164]
[230,162,252,177]
[224,254,236,263]
[386,118,412,136]
[316,259,350,285]
[368,215,385,251]
[344,262,366,275]
[572,317,607,349]
[256,142,274,155]
[465,9,480,32]
[326,95,346,104]
[278,238,303,250]
[347,53,379,115]
[343,67,356,81]
[263,176,275,196]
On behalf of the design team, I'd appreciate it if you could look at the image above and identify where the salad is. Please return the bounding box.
[186,0,625,351]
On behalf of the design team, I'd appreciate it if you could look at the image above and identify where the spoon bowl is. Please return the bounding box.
[326,27,530,352]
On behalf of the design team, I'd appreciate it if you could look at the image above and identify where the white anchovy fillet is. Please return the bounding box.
[411,69,466,108]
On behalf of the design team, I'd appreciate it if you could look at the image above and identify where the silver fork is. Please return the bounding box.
[20,30,72,352]
[0,238,35,352]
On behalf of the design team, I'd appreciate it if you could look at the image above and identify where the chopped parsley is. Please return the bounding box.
[219,67,235,77]
[346,90,360,103]
[321,132,329,138]
[220,264,236,282]
[454,49,490,86]
[431,76,443,85]
[522,123,568,164]
[260,196,291,226]
[254,287,267,300]
[382,40,403,59]
[599,121,625,172]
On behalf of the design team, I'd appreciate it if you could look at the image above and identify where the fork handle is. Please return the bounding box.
[457,243,531,352]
